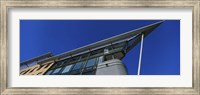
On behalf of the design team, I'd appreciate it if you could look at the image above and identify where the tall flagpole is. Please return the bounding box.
[137,34,144,75]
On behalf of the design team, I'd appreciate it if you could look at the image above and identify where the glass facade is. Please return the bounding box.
[44,39,128,75]
[21,33,143,75]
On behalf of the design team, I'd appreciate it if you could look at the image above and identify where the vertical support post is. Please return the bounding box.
[80,50,91,75]
[137,34,144,75]
[110,43,115,59]
[124,41,128,54]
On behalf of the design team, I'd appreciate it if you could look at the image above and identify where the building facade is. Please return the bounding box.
[20,21,163,75]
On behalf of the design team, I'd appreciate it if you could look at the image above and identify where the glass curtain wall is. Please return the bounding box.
[45,40,129,75]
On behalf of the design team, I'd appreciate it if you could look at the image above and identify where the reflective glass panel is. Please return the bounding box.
[46,70,53,75]
[72,62,83,70]
[98,56,104,64]
[61,64,73,73]
[52,68,62,74]
[104,48,109,54]
[86,58,96,67]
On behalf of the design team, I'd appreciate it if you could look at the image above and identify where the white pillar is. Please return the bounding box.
[137,34,144,75]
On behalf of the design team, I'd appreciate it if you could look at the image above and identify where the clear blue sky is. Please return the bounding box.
[20,20,180,75]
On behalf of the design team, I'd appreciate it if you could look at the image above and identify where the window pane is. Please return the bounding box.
[104,48,109,54]
[52,68,62,74]
[98,56,104,64]
[86,58,96,67]
[62,64,73,73]
[46,70,53,75]
[73,62,83,70]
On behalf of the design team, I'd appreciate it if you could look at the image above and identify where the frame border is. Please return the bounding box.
[0,0,199,95]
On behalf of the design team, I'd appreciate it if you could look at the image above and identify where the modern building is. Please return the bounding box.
[20,21,163,75]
